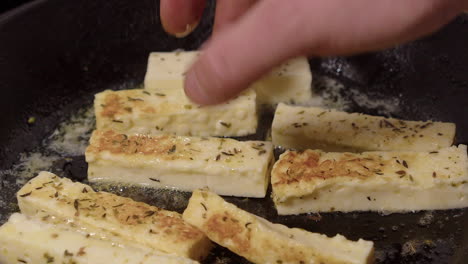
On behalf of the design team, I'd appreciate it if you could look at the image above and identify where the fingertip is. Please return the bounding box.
[160,0,206,37]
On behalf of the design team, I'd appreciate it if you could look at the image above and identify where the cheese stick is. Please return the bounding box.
[272,145,468,215]
[17,172,212,261]
[0,213,199,264]
[86,130,274,198]
[95,87,257,137]
[183,190,374,264]
[144,52,313,105]
[272,103,456,152]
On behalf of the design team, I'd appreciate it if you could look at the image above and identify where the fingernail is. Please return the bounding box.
[184,69,210,105]
[174,20,200,38]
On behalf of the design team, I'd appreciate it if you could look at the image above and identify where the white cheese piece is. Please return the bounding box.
[0,213,199,264]
[183,190,374,264]
[86,130,274,198]
[272,103,456,152]
[16,172,212,261]
[144,52,313,105]
[272,145,468,215]
[95,87,257,137]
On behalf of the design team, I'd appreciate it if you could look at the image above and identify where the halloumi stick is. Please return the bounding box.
[183,190,374,264]
[17,172,212,261]
[86,130,274,198]
[95,87,257,137]
[272,145,468,215]
[0,213,199,264]
[272,103,456,151]
[144,52,313,105]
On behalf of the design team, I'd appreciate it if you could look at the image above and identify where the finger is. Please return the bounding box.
[160,0,206,38]
[213,0,257,33]
[185,0,463,105]
[184,0,308,105]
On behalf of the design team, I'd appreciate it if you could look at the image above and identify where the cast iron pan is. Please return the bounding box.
[0,1,467,263]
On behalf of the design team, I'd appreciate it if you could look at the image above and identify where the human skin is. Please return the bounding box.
[160,0,468,105]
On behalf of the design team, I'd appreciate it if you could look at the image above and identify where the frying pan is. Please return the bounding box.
[0,0,467,263]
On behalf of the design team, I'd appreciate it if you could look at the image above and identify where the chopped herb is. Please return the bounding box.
[382,120,395,128]
[420,122,433,129]
[124,107,133,112]
[409,175,414,182]
[113,203,124,208]
[317,111,326,117]
[145,211,156,217]
[215,154,221,161]
[149,178,161,182]
[82,188,88,193]
[184,105,193,109]
[64,250,74,257]
[54,192,59,198]
[43,253,54,263]
[168,145,177,153]
[220,122,232,128]
[126,216,130,222]
[367,196,371,201]
[127,96,144,102]
[402,160,408,168]
[102,213,107,218]
[155,93,166,97]
[438,133,443,136]
[297,111,305,114]
[429,151,439,154]
[142,91,151,95]
[112,120,123,123]
[19,191,32,197]
[100,104,106,107]
[258,150,267,155]
[74,199,79,211]
[17,259,27,263]
[245,222,252,228]
[201,202,207,211]
[35,187,43,190]
[396,170,406,176]
[222,151,234,156]
[433,172,437,178]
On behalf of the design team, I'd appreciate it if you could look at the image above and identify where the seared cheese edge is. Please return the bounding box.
[94,88,257,137]
[16,172,212,261]
[272,145,468,215]
[183,190,374,264]
[272,103,456,152]
[0,213,199,264]
[86,130,273,198]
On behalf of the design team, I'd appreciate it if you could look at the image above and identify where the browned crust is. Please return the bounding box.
[273,150,386,186]
[22,177,204,242]
[204,212,251,253]
[100,93,124,119]
[87,130,175,156]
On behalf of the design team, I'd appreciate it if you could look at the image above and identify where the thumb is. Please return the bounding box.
[184,1,308,105]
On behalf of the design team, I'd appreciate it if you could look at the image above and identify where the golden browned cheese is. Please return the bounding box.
[273,150,385,186]
[86,130,274,197]
[183,190,374,264]
[94,88,257,137]
[271,146,468,214]
[17,172,212,260]
[86,130,177,157]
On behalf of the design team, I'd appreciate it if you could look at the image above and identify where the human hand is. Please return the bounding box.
[160,0,467,105]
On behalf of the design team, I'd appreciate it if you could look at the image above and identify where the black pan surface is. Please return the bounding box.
[0,1,467,263]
